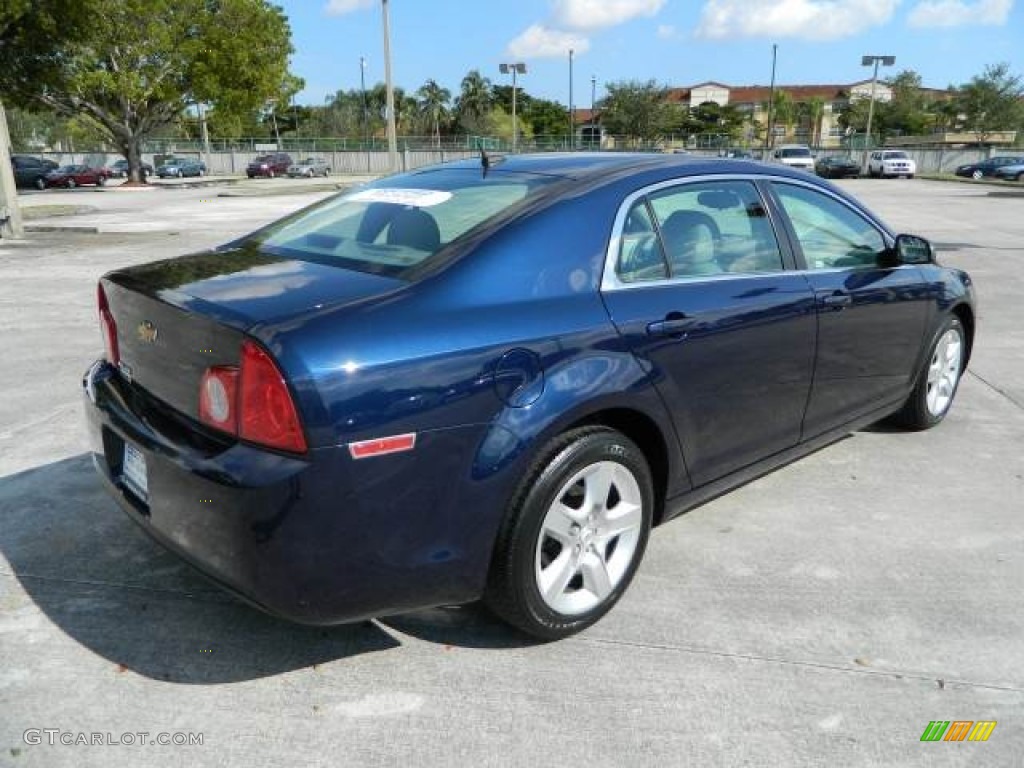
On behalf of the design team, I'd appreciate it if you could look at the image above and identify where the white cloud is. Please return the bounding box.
[907,0,1013,26]
[695,0,899,41]
[507,24,591,58]
[324,0,374,16]
[657,23,678,38]
[554,0,667,30]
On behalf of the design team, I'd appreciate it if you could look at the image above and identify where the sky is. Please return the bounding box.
[279,0,1023,106]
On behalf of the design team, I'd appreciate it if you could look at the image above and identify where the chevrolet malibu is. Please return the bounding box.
[83,154,975,639]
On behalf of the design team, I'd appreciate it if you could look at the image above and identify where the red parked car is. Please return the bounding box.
[44,164,112,189]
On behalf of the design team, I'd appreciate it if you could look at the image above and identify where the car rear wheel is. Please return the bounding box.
[892,316,965,430]
[66,179,76,189]
[97,176,106,186]
[971,169,983,180]
[323,168,331,177]
[268,170,275,179]
[485,426,653,640]
[34,177,45,190]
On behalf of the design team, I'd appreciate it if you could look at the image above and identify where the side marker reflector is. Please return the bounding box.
[348,433,417,460]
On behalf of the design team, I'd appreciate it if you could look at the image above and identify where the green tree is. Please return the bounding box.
[524,97,570,137]
[600,80,675,146]
[769,90,795,144]
[416,79,451,146]
[956,63,1024,143]
[455,70,494,135]
[0,0,294,182]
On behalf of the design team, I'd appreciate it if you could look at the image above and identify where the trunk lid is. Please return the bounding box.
[103,245,404,421]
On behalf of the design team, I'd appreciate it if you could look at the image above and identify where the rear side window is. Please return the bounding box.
[646,181,785,278]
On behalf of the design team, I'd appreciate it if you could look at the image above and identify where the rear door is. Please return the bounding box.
[600,178,817,487]
[767,180,929,438]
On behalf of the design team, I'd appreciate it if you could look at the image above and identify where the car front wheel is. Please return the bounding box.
[485,426,653,640]
[892,316,965,430]
[972,169,983,180]
[66,179,76,189]
[34,177,45,190]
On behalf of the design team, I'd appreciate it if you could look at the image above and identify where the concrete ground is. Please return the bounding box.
[0,177,1021,767]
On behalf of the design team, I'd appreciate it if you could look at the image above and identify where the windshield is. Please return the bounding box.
[781,148,811,158]
[254,168,559,279]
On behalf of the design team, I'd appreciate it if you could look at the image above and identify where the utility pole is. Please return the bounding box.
[764,43,777,157]
[0,101,24,239]
[381,0,399,172]
[861,55,895,173]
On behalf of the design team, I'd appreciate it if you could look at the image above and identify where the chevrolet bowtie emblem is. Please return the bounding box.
[137,320,158,344]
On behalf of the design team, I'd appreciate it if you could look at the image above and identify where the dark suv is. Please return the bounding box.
[11,155,58,190]
[246,152,293,178]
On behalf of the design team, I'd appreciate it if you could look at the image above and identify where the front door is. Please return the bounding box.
[768,181,930,438]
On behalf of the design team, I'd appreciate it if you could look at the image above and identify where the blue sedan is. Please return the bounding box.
[83,153,975,639]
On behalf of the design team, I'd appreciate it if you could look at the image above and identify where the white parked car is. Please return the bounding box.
[771,144,815,171]
[868,150,916,179]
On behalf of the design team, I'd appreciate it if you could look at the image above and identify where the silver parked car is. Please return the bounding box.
[287,157,331,178]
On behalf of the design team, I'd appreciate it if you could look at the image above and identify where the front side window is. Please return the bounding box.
[646,181,785,278]
[773,183,886,270]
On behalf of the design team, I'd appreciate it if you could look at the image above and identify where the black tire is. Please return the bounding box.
[34,177,45,190]
[268,169,275,179]
[97,176,106,186]
[323,168,331,177]
[66,178,76,189]
[484,426,654,640]
[891,315,965,430]
[971,169,983,180]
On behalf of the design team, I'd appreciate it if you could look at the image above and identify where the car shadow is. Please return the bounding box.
[0,454,531,684]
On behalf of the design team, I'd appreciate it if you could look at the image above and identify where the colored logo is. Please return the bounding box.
[920,721,996,742]
[137,320,158,344]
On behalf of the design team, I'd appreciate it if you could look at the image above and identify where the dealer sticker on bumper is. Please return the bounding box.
[122,442,148,500]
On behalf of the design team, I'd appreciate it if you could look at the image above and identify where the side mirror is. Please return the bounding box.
[893,233,934,265]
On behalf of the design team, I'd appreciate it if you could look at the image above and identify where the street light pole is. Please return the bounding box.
[360,56,370,172]
[499,62,527,152]
[861,54,895,173]
[381,0,398,172]
[568,48,574,150]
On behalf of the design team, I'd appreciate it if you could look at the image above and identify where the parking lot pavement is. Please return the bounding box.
[1,179,1022,767]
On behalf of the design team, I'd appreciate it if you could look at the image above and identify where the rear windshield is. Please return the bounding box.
[884,151,909,159]
[253,168,559,278]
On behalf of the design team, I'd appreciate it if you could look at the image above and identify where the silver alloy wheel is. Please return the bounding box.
[926,328,963,416]
[534,460,643,616]
[972,169,983,180]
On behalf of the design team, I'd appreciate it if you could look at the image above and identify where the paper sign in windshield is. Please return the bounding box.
[348,188,452,207]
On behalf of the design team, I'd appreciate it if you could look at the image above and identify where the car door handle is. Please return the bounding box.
[821,293,853,307]
[646,314,693,337]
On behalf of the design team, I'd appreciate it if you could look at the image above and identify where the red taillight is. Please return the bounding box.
[239,341,307,453]
[198,340,306,454]
[97,283,119,365]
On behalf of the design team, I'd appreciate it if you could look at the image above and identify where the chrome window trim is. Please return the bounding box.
[600,173,795,293]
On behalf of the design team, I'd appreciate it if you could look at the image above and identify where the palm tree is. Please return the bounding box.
[806,96,826,147]
[417,79,451,148]
[455,69,493,134]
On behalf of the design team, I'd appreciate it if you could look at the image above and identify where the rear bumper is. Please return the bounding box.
[82,360,488,624]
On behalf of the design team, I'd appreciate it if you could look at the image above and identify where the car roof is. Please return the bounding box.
[408,152,812,184]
